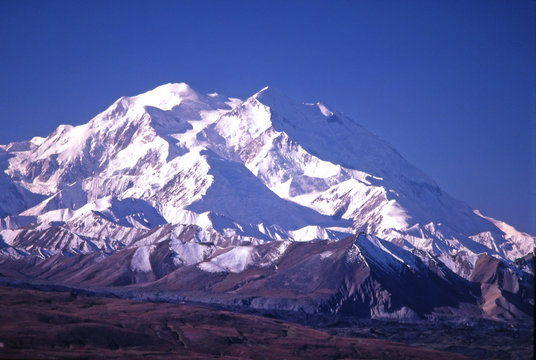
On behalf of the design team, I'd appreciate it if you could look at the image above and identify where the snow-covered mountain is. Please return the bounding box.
[1,83,532,260]
[0,83,533,321]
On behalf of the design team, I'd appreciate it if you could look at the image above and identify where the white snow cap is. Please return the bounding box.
[128,82,200,110]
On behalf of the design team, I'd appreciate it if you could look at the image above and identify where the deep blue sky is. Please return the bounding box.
[1,0,534,233]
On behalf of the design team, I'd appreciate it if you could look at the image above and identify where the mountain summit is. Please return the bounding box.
[0,83,533,322]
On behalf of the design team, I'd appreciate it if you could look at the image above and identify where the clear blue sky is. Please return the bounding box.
[1,0,534,233]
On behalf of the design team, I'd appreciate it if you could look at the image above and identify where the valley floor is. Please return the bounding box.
[322,319,533,360]
[0,285,473,360]
[0,284,532,359]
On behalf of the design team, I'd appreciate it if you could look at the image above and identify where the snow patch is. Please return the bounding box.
[170,240,213,266]
[317,103,333,117]
[130,245,155,272]
[205,246,255,273]
[198,261,226,273]
[290,225,330,241]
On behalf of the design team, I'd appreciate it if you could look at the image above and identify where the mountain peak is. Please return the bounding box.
[152,82,195,94]
[251,87,335,124]
[125,82,200,111]
[252,85,291,104]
